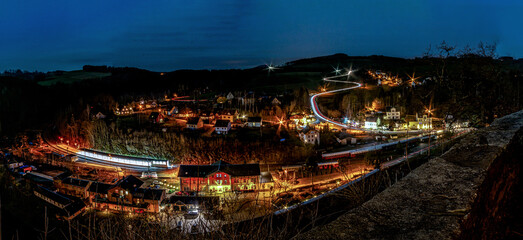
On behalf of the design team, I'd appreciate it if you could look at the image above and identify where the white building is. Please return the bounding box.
[214,120,231,134]
[365,116,379,129]
[384,107,400,120]
[299,130,320,145]
[246,117,262,127]
[416,113,432,129]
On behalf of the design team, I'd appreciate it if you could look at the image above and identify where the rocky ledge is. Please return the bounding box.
[298,110,523,240]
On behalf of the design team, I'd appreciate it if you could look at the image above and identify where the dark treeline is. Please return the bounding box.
[0,64,311,136]
[319,42,523,126]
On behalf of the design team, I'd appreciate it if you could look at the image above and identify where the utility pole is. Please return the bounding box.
[0,195,2,240]
[428,111,432,157]
[405,127,409,162]
[44,206,48,240]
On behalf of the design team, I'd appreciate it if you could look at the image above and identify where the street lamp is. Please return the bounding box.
[425,107,434,157]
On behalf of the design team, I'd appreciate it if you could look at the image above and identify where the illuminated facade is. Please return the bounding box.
[299,130,320,145]
[365,116,380,129]
[178,161,261,193]
[416,113,432,129]
[384,107,400,120]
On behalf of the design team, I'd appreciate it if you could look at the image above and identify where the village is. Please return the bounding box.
[0,68,474,229]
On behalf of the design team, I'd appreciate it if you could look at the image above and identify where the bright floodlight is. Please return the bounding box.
[332,65,342,75]
[345,65,355,80]
[265,64,279,72]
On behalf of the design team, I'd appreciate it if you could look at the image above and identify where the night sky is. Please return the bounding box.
[1,0,521,72]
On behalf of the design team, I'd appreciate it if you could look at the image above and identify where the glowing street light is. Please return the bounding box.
[425,105,435,156]
[344,65,355,80]
[407,72,420,86]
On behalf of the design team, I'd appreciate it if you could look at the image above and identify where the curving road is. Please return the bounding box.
[310,72,425,135]
[310,72,362,129]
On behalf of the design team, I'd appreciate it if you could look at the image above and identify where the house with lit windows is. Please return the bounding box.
[89,175,166,213]
[299,129,320,145]
[186,117,203,129]
[214,119,231,134]
[406,113,432,129]
[178,161,261,194]
[246,117,262,127]
[55,177,92,199]
[384,107,400,120]
[218,109,238,122]
[416,113,432,129]
[87,182,114,203]
[365,116,380,129]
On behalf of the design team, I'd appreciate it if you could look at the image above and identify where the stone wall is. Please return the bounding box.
[298,110,523,240]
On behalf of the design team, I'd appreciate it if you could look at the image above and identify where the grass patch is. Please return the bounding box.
[38,70,111,86]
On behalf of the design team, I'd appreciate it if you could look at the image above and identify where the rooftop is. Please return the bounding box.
[178,161,260,178]
[187,117,201,125]
[117,175,144,191]
[247,117,262,122]
[214,119,231,128]
[62,177,91,188]
[132,188,165,200]
[88,182,114,194]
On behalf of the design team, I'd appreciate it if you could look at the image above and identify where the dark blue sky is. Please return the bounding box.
[1,0,521,72]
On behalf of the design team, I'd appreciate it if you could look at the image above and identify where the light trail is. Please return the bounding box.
[311,72,427,135]
[77,149,173,169]
[45,141,173,170]
[310,72,362,129]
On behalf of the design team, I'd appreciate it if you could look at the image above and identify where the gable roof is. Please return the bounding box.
[178,165,218,178]
[35,186,72,207]
[214,120,231,128]
[223,163,260,177]
[365,116,378,122]
[247,117,262,122]
[218,109,237,115]
[62,177,91,188]
[187,117,201,125]
[117,175,144,190]
[88,182,114,194]
[132,188,165,200]
[386,106,397,112]
[178,161,260,178]
[405,115,417,122]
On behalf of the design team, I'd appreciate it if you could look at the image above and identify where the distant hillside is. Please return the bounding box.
[38,70,111,86]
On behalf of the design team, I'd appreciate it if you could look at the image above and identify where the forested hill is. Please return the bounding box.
[1,51,522,136]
